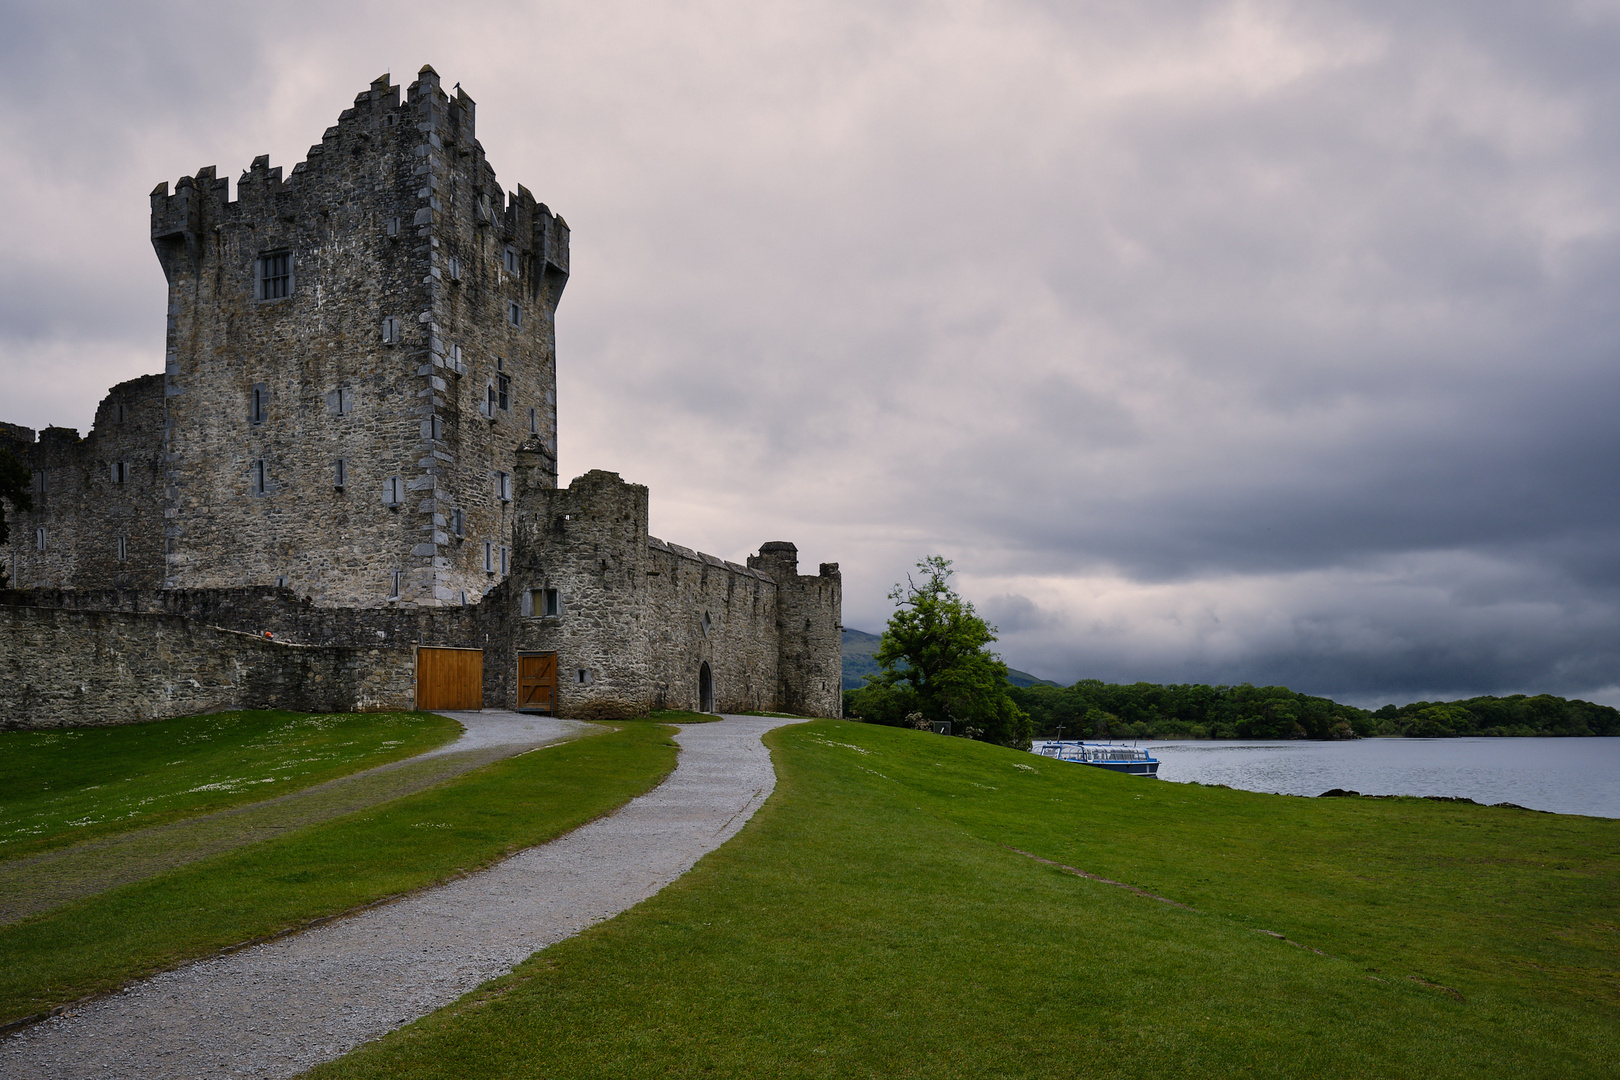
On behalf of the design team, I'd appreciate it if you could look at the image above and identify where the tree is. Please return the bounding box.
[0,447,32,588]
[863,556,1031,748]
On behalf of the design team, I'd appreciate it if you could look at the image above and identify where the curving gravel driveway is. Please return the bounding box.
[1,715,800,1079]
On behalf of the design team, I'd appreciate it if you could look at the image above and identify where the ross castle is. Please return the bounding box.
[0,67,842,726]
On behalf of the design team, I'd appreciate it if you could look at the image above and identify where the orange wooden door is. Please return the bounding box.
[518,653,558,712]
[416,647,484,710]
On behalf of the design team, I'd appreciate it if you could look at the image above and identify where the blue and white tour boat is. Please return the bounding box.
[1030,740,1160,777]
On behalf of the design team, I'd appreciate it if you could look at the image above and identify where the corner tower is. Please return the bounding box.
[150,67,568,607]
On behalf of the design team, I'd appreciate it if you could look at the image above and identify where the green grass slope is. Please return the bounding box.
[0,722,678,1024]
[312,720,1618,1080]
[0,710,460,861]
[843,627,1058,690]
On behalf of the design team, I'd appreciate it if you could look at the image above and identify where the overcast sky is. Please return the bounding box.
[4,0,1620,706]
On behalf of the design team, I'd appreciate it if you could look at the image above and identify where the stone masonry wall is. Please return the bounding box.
[508,468,656,717]
[0,376,166,591]
[149,67,566,609]
[749,542,844,718]
[507,462,830,718]
[644,540,778,713]
[0,605,416,731]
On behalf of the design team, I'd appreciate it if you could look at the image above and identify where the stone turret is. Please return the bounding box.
[750,542,843,717]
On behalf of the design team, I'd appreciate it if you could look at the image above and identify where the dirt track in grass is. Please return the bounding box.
[0,712,595,925]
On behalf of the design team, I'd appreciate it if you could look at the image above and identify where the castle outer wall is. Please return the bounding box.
[504,460,841,719]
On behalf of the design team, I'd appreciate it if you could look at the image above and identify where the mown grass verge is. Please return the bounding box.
[0,710,460,861]
[310,720,1618,1080]
[647,710,724,724]
[0,722,677,1026]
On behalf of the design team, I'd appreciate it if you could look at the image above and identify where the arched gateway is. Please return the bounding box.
[698,662,715,713]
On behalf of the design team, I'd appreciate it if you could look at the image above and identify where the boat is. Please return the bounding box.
[1029,740,1159,776]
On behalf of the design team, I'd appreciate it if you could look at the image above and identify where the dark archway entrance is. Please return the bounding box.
[698,661,715,713]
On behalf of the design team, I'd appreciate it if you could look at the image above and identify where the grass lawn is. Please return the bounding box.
[310,720,1619,1080]
[0,721,678,1025]
[0,710,461,861]
[648,710,724,724]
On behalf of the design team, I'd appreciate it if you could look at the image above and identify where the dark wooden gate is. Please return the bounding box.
[416,647,484,710]
[518,653,558,713]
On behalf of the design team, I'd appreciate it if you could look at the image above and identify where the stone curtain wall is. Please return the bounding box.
[644,540,778,713]
[0,376,167,591]
[150,68,566,609]
[507,465,835,719]
[0,606,415,731]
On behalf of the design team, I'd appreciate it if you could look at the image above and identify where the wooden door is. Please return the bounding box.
[518,653,558,713]
[416,647,484,710]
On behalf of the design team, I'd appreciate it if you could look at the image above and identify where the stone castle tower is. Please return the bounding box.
[149,67,565,607]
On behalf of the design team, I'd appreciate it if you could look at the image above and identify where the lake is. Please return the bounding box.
[1141,737,1620,818]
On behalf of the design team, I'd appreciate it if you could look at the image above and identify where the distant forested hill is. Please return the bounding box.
[841,628,1058,691]
[1007,681,1620,740]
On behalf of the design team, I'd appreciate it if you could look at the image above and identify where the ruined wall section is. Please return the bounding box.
[644,541,778,713]
[150,67,567,609]
[749,542,843,717]
[0,376,166,591]
[0,606,416,731]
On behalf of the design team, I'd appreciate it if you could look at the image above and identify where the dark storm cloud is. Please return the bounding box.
[4,0,1620,704]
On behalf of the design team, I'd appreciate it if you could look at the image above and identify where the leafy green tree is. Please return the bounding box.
[0,447,33,588]
[863,556,1031,748]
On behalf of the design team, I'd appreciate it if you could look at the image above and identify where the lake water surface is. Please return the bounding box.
[1142,737,1620,818]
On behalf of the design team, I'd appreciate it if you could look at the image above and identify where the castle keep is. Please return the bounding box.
[0,68,842,727]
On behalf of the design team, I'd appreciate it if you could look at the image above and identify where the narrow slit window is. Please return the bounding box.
[483,540,495,573]
[250,384,268,425]
[390,570,404,599]
[496,471,511,502]
[253,459,267,495]
[497,374,510,411]
[111,461,128,485]
[503,245,519,274]
[451,507,465,537]
[35,527,47,552]
[528,406,538,434]
[499,545,509,575]
[428,414,443,441]
[385,216,400,237]
[447,256,462,282]
[381,316,401,344]
[384,476,403,506]
[334,458,347,488]
[508,301,521,327]
[116,536,127,562]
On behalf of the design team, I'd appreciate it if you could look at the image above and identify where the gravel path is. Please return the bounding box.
[1,715,799,1079]
[0,711,594,925]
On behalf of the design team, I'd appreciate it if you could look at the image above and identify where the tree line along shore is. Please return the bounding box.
[1001,681,1620,741]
